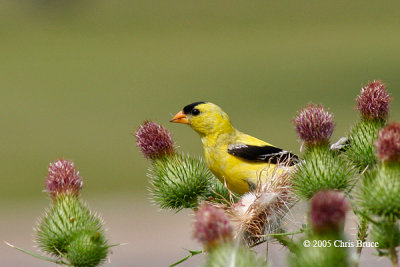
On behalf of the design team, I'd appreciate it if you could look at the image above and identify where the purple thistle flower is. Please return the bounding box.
[135,121,175,159]
[46,159,83,199]
[374,122,400,162]
[356,80,391,120]
[310,190,349,233]
[293,104,335,146]
[193,204,233,248]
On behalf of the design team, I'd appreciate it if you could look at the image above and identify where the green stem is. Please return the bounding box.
[169,250,202,267]
[390,246,399,267]
[261,229,305,237]
[250,239,267,248]
[356,219,368,256]
[250,229,304,250]
[5,241,69,265]
[273,235,296,253]
[386,218,399,267]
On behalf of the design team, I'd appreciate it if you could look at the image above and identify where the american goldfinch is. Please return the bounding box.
[170,102,298,195]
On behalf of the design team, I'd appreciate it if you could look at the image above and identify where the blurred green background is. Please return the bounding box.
[1,1,399,266]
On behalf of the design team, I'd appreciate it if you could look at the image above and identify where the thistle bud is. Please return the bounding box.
[136,121,175,159]
[310,190,349,233]
[37,160,109,266]
[374,122,400,162]
[356,80,391,121]
[46,159,83,199]
[293,104,335,147]
[370,220,400,250]
[292,144,355,199]
[193,204,233,248]
[358,123,400,218]
[149,154,212,210]
[36,196,109,267]
[345,81,390,170]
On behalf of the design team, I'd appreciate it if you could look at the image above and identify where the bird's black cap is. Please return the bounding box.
[183,102,206,114]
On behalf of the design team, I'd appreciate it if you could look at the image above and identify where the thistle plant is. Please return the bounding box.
[345,80,391,169]
[292,104,356,199]
[356,122,400,266]
[341,81,395,262]
[136,121,232,210]
[11,79,400,266]
[136,121,296,265]
[135,79,399,267]
[8,159,110,267]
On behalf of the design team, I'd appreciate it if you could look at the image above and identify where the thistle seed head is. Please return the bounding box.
[229,165,297,245]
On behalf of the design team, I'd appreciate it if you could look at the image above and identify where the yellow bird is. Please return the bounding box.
[170,102,298,195]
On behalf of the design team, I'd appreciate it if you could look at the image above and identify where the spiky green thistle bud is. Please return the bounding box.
[345,119,385,169]
[36,160,109,266]
[292,146,355,199]
[357,123,400,219]
[357,122,400,267]
[345,80,391,169]
[149,153,214,210]
[359,164,400,218]
[204,243,267,267]
[370,219,400,250]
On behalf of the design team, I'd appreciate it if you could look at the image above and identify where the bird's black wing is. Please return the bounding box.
[227,144,298,166]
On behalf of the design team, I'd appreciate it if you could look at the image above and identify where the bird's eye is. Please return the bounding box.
[192,109,200,116]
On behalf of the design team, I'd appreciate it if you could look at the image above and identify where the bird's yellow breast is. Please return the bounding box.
[202,131,273,195]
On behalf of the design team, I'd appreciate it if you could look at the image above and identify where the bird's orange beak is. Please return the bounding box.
[170,110,189,124]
